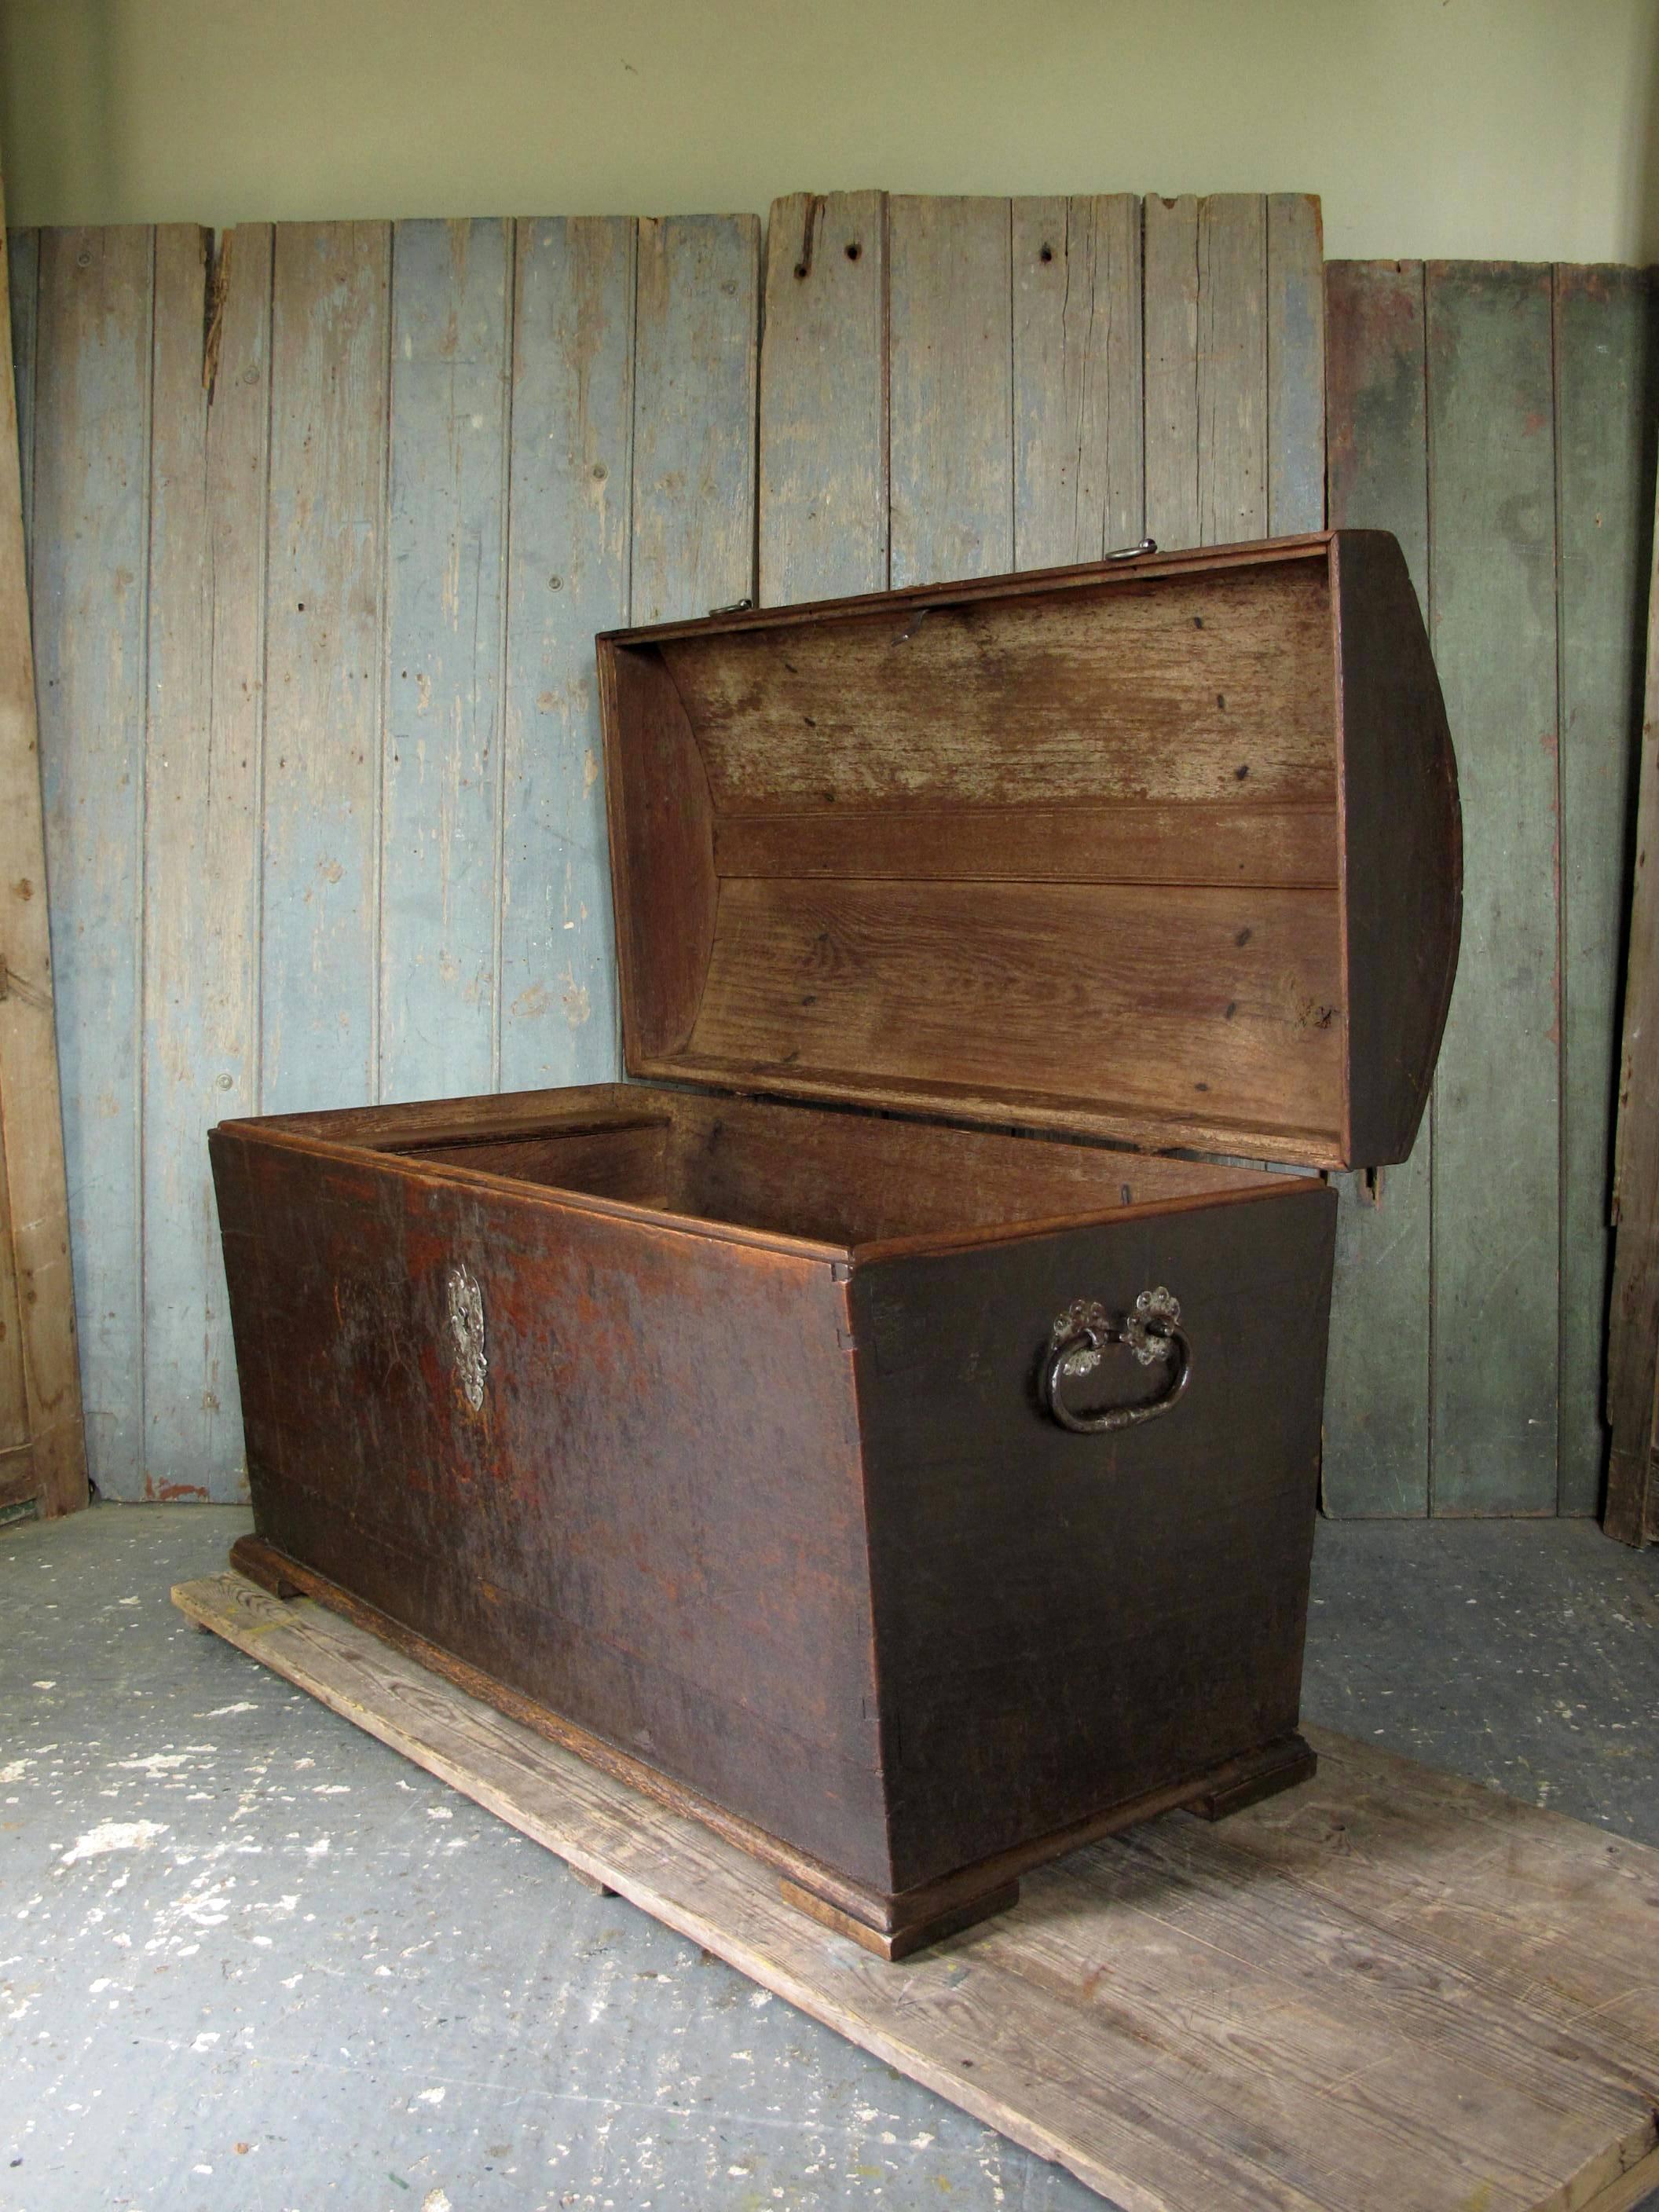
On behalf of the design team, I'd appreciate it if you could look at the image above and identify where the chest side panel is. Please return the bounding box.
[851,1184,1336,1892]
[211,1130,889,1886]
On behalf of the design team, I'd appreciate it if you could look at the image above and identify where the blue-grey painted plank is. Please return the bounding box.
[380,218,511,1106]
[1427,262,1560,1513]
[31,226,152,1495]
[497,218,635,1095]
[630,214,760,623]
[141,223,270,1502]
[758,191,888,603]
[889,197,1012,588]
[261,222,390,1116]
[1555,266,1659,1514]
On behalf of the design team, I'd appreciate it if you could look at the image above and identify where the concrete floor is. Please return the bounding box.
[2,1506,1657,2212]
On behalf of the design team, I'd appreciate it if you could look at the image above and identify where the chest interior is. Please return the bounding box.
[602,547,1352,1173]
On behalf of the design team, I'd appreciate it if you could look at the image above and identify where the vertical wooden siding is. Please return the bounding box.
[1326,261,1659,1514]
[15,211,756,1499]
[15,204,1650,1514]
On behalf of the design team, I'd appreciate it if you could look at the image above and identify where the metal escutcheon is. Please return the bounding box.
[1039,1287,1191,1435]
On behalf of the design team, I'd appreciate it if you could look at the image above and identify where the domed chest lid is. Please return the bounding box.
[595,531,1461,1174]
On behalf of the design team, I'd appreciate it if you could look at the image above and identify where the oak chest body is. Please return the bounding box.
[211,532,1460,1956]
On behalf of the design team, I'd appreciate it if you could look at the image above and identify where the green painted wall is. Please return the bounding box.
[2,0,1657,260]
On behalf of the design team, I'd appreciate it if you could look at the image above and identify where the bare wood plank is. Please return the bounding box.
[888,196,1013,588]
[1013,195,1143,568]
[758,191,888,604]
[1266,196,1325,536]
[1607,426,1659,1544]
[379,218,511,1105]
[1322,262,1432,1515]
[31,227,151,1496]
[1143,195,1199,553]
[141,224,270,1502]
[261,222,390,1116]
[498,217,635,1093]
[1199,195,1268,547]
[0,203,84,1511]
[1426,262,1561,1513]
[175,1570,1659,2212]
[1555,267,1659,1516]
[7,226,36,582]
[713,803,1338,887]
[630,214,760,625]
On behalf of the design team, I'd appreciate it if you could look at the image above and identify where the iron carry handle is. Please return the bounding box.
[1040,1287,1191,1435]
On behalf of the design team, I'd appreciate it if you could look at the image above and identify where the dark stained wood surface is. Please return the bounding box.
[852,1182,1336,1889]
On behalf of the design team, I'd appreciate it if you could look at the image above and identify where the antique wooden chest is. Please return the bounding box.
[211,530,1460,1957]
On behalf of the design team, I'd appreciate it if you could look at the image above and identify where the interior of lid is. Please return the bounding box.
[602,548,1348,1167]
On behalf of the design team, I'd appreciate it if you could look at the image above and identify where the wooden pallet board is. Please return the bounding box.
[173,1569,1659,2212]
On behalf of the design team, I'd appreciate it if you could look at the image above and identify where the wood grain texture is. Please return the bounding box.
[176,1568,1659,2212]
[1323,262,1433,1514]
[499,216,634,1093]
[1013,195,1143,567]
[260,222,390,1117]
[1143,195,1200,552]
[758,191,888,603]
[31,226,151,1496]
[889,196,1013,587]
[1199,196,1269,546]
[1267,195,1325,535]
[630,214,759,625]
[141,224,270,1501]
[379,218,511,1105]
[1426,263,1560,1514]
[1554,267,1659,1517]
[0,205,85,1513]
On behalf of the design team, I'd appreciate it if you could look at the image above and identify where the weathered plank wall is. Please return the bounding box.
[11,213,758,1499]
[11,207,1652,1514]
[1326,262,1659,1515]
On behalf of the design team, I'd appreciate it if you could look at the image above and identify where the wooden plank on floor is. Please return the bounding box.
[889,196,1013,588]
[1323,261,1433,1516]
[758,190,888,603]
[497,217,635,1093]
[31,226,152,1497]
[141,223,270,1501]
[1199,195,1268,546]
[1426,262,1561,1513]
[1012,194,1143,569]
[174,1569,1659,2212]
[630,214,760,625]
[0,205,84,1516]
[260,222,390,1116]
[379,217,511,1105]
[1554,266,1659,1517]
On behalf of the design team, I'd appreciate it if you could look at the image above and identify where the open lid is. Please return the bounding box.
[595,532,1461,1172]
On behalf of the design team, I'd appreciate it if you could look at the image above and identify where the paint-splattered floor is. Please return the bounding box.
[2,1504,1657,2212]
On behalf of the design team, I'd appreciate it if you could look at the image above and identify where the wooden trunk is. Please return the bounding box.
[212,531,1461,1955]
